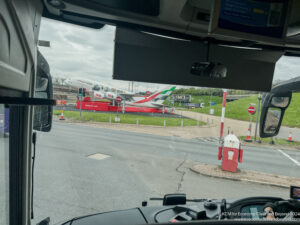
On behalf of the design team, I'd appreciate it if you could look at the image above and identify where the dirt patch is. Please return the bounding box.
[191,163,300,188]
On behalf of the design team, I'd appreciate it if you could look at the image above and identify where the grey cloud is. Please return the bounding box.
[38,18,165,92]
[39,19,114,76]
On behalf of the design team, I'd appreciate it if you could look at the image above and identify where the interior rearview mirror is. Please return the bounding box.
[33,51,53,132]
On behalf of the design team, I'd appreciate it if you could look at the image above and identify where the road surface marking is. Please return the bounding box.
[87,153,110,160]
[278,149,300,166]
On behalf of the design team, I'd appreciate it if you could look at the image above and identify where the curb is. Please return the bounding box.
[190,164,300,189]
[190,167,288,189]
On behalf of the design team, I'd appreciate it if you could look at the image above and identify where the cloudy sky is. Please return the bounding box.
[39,18,167,92]
[39,18,300,91]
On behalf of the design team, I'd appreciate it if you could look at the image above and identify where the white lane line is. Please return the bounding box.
[277,149,300,166]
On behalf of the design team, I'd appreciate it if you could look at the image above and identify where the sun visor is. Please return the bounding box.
[113,27,284,91]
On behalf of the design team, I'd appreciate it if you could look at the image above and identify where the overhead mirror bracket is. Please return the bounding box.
[113,27,283,91]
[0,97,56,106]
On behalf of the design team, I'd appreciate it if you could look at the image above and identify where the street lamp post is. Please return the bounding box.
[254,94,262,142]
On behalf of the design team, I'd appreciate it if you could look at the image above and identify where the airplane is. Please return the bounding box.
[62,77,175,109]
[122,86,176,109]
[63,77,133,99]
[93,90,106,99]
[93,90,118,99]
[64,77,98,90]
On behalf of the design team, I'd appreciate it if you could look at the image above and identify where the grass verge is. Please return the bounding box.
[191,95,260,121]
[190,93,300,128]
[239,136,300,147]
[53,110,205,127]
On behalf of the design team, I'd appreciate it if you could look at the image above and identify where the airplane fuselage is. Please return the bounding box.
[124,101,163,109]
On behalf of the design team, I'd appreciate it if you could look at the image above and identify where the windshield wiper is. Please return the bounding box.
[150,197,207,203]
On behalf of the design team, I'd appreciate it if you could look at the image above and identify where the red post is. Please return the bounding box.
[220,89,227,139]
[218,89,227,160]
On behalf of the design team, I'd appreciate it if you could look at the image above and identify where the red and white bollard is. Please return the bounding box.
[60,110,65,120]
[244,128,252,142]
[288,131,293,142]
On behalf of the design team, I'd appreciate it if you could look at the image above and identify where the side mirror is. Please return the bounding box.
[260,76,300,138]
[33,51,53,132]
[260,94,291,137]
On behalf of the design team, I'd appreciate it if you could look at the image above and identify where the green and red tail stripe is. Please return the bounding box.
[134,86,176,103]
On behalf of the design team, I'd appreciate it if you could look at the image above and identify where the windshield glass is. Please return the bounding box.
[33,19,300,224]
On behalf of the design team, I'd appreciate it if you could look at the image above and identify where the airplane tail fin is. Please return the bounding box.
[151,86,176,104]
[134,86,176,104]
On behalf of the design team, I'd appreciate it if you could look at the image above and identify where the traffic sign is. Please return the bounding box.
[248,106,256,114]
[116,96,122,103]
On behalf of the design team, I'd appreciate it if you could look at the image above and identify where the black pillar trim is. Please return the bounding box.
[9,105,25,225]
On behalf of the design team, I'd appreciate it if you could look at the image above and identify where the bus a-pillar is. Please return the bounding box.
[218,134,243,173]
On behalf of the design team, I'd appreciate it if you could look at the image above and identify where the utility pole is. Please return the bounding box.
[210,89,212,109]
[78,88,83,118]
[254,94,262,142]
[218,89,227,160]
[80,95,82,118]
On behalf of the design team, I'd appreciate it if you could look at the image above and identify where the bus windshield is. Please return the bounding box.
[30,18,300,224]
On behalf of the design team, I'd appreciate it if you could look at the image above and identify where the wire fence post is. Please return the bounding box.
[270,137,275,145]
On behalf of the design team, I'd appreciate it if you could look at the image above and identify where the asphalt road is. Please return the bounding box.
[32,122,300,224]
